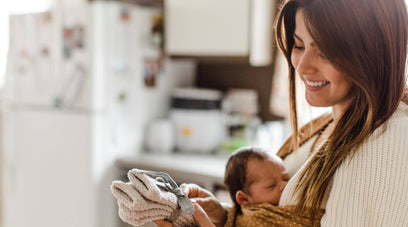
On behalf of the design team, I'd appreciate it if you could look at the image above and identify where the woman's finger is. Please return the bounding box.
[180,183,213,198]
[152,220,173,227]
[180,183,227,226]
[193,203,216,227]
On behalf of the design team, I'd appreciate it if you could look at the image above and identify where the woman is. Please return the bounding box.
[156,0,408,225]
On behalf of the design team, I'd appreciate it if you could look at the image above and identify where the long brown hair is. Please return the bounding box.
[275,0,408,220]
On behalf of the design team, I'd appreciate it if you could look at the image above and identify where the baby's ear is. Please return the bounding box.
[236,190,249,205]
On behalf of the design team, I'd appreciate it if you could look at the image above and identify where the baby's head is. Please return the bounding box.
[224,147,289,210]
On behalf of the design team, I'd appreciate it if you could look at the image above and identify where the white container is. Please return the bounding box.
[170,88,226,153]
[223,89,259,116]
[145,119,175,153]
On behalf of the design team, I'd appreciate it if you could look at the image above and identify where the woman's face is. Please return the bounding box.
[291,9,354,114]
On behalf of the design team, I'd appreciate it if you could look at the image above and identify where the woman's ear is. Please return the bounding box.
[236,190,250,205]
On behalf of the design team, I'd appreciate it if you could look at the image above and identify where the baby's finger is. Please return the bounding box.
[193,203,216,227]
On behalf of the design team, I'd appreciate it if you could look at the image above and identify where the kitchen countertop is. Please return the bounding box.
[115,152,229,191]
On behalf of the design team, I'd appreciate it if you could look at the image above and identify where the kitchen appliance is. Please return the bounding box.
[223,89,259,116]
[170,87,226,153]
[2,2,195,227]
[145,118,175,153]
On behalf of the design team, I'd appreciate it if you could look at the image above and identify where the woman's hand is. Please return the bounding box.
[192,203,216,227]
[153,203,215,227]
[180,183,228,227]
[152,220,173,227]
[153,183,228,227]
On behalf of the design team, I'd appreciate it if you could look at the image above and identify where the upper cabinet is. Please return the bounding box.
[165,0,249,57]
[165,0,276,66]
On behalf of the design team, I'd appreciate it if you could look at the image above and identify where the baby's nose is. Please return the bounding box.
[280,181,288,191]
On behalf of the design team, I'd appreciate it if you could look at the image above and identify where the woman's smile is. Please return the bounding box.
[304,80,330,91]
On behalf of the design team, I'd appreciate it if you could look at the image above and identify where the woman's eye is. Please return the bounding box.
[317,52,327,59]
[293,45,305,51]
[269,185,276,189]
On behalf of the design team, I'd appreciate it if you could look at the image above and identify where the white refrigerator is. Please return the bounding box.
[2,2,195,227]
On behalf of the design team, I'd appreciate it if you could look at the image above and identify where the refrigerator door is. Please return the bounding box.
[7,12,60,107]
[2,108,99,227]
[7,7,94,110]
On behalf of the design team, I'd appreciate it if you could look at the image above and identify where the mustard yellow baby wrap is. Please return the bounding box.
[225,203,324,227]
[223,114,331,226]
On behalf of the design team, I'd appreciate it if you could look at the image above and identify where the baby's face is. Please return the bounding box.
[245,156,289,205]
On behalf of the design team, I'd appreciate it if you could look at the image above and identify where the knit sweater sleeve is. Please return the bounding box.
[321,113,408,226]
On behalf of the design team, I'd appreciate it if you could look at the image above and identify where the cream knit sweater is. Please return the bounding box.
[279,102,408,226]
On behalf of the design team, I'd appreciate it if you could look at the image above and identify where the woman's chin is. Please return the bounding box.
[305,99,330,108]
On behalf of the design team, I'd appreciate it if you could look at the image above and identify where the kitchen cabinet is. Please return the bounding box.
[165,0,276,66]
[165,0,250,57]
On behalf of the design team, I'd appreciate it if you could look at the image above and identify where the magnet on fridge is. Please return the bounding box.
[120,8,131,22]
[41,12,52,24]
[118,91,128,103]
[63,25,85,59]
[113,62,129,74]
[143,58,157,87]
[40,47,50,57]
[53,96,63,108]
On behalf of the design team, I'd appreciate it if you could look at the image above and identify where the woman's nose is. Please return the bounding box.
[296,51,317,75]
